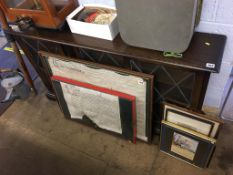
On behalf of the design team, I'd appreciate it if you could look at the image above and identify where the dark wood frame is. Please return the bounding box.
[40,51,154,142]
[165,108,215,137]
[163,102,223,138]
[0,0,78,29]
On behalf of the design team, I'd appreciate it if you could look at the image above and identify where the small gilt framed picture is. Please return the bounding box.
[160,121,217,168]
[163,103,222,138]
[160,103,223,168]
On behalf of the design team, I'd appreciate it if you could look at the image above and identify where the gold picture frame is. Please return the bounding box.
[163,103,222,138]
[160,120,216,168]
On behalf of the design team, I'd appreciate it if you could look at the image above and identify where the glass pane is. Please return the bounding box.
[6,0,43,10]
[50,0,69,12]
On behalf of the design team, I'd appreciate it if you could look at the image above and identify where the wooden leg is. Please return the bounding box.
[191,71,210,110]
[46,91,57,101]
[10,42,37,93]
[0,8,37,94]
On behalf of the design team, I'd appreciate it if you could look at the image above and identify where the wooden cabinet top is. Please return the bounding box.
[6,27,226,73]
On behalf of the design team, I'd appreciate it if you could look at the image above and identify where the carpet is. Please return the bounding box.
[0,41,38,116]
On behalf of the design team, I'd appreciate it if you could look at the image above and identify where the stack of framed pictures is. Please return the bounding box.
[39,51,154,142]
[160,103,223,168]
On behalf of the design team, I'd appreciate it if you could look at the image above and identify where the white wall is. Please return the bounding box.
[78,0,233,108]
[196,0,233,108]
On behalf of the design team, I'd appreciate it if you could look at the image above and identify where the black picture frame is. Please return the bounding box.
[160,121,216,168]
[51,76,137,143]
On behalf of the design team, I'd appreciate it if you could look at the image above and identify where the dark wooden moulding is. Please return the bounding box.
[4,26,226,134]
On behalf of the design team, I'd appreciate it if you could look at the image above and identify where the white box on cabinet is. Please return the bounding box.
[66,4,119,41]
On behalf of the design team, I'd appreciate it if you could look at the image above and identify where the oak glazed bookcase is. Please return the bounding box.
[4,27,226,133]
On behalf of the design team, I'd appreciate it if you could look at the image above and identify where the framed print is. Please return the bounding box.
[160,121,216,168]
[40,51,154,142]
[51,75,137,143]
[163,103,222,138]
[171,132,199,161]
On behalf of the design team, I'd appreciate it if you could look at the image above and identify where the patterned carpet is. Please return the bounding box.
[0,37,37,115]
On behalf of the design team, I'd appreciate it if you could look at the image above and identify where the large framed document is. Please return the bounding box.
[40,51,154,142]
[51,76,137,143]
